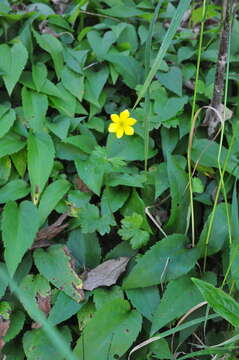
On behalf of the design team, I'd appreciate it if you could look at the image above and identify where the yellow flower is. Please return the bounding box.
[108,109,137,139]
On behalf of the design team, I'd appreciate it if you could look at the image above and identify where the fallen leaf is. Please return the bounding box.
[83,257,130,291]
[33,214,68,246]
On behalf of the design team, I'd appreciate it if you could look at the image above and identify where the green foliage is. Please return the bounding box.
[118,212,150,249]
[0,0,238,359]
[74,299,142,360]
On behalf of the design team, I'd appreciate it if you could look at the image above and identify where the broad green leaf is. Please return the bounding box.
[0,263,8,298]
[62,66,84,101]
[134,0,191,107]
[191,139,239,177]
[74,299,142,360]
[126,286,160,321]
[157,66,182,96]
[32,62,47,92]
[23,327,72,360]
[22,87,48,132]
[34,245,84,302]
[87,30,116,60]
[197,203,229,256]
[47,115,70,140]
[27,132,55,202]
[3,311,25,343]
[75,158,105,195]
[192,278,239,327]
[65,134,97,154]
[151,276,203,335]
[155,96,188,123]
[67,229,101,268]
[100,4,144,17]
[123,234,199,289]
[11,148,27,177]
[106,172,145,188]
[48,292,86,326]
[50,83,76,117]
[84,66,109,107]
[33,31,63,79]
[0,42,28,95]
[2,201,39,276]
[105,53,143,88]
[0,179,30,203]
[164,155,190,234]
[19,274,51,319]
[0,156,11,186]
[107,134,156,161]
[0,107,16,138]
[93,286,124,310]
[0,132,25,159]
[101,186,129,213]
[38,179,71,226]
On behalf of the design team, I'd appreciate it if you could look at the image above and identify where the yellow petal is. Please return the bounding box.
[110,114,120,123]
[120,109,130,120]
[108,123,119,133]
[124,126,134,136]
[126,117,137,126]
[116,127,124,138]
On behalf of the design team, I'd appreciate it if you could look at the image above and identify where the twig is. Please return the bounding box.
[203,0,234,136]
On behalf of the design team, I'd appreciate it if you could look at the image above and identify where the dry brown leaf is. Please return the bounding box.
[83,257,130,291]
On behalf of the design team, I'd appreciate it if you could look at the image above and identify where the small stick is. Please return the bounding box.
[203,0,234,136]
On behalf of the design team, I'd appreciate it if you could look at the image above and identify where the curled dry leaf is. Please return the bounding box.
[83,257,130,291]
[32,213,69,250]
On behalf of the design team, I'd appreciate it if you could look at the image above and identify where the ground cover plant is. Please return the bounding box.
[0,0,239,359]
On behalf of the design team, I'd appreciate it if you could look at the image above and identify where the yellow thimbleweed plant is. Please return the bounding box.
[108,109,137,139]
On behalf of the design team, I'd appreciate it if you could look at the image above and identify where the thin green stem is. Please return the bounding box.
[187,0,207,247]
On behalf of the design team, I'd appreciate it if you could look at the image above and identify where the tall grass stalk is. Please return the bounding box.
[187,0,207,247]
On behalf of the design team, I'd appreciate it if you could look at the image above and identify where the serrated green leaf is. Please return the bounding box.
[2,201,39,276]
[192,278,239,327]
[118,213,150,249]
